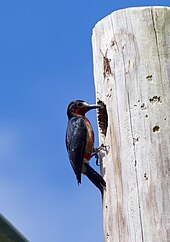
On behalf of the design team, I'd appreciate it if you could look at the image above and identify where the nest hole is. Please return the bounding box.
[97,100,108,136]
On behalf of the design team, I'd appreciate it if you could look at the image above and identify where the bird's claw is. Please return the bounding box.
[95,153,99,166]
[91,144,109,166]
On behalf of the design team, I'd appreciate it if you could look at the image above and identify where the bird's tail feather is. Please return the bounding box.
[84,163,106,195]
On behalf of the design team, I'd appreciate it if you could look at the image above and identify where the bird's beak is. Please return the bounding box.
[87,104,101,110]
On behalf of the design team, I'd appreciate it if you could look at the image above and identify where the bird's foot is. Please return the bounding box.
[91,144,108,166]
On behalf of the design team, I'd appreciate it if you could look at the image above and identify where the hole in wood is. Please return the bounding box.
[141,103,147,110]
[146,75,152,80]
[149,96,162,104]
[144,173,148,180]
[97,100,108,136]
[153,126,160,132]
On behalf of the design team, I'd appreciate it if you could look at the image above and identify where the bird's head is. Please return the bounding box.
[67,100,100,119]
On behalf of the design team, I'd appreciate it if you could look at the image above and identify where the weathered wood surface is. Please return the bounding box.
[92,7,170,242]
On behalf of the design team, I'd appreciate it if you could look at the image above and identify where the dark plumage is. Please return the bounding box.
[66,117,87,184]
[66,100,106,194]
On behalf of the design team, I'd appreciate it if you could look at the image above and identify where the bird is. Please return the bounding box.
[66,100,106,194]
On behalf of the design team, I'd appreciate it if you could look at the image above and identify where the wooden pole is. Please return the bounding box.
[92,7,170,242]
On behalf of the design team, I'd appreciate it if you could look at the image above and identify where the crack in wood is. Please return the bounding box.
[100,49,112,79]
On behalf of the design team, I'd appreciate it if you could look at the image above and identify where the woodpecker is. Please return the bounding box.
[66,100,106,194]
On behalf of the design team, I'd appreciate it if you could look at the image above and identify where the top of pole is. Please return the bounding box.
[93,6,170,28]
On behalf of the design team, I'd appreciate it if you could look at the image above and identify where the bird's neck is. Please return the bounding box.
[84,117,91,124]
[71,112,85,118]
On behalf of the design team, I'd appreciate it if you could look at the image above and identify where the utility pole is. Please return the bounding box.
[92,7,170,242]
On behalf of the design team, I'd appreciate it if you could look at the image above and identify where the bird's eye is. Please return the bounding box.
[77,102,83,108]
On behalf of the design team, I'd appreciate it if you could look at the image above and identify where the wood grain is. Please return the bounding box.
[92,7,170,242]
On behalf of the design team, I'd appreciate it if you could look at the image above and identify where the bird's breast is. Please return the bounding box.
[83,118,94,161]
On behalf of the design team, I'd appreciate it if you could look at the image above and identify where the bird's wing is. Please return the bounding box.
[66,117,87,184]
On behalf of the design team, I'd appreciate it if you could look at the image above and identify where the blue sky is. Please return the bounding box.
[0,1,169,242]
